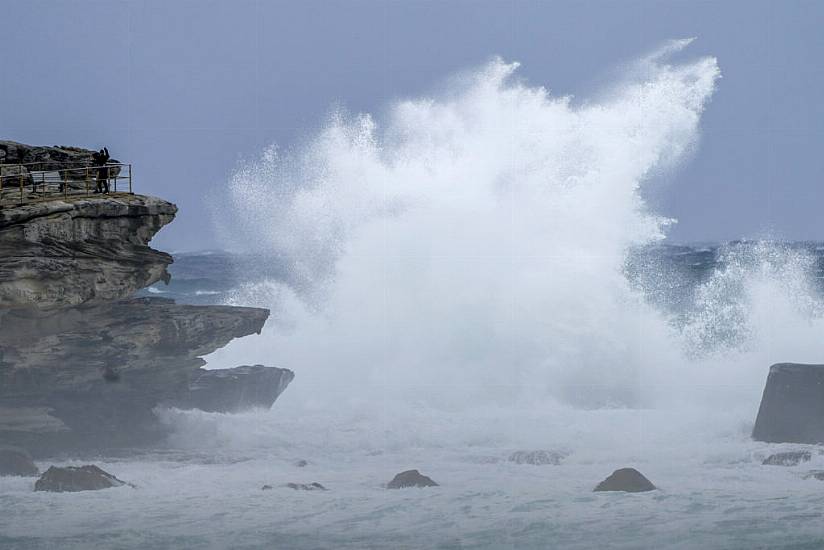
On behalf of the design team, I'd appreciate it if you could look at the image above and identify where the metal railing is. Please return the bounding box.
[0,163,133,207]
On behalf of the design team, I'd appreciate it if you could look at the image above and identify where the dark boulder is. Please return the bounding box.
[286,482,326,491]
[594,468,656,493]
[34,465,129,492]
[387,469,438,489]
[508,450,565,465]
[261,484,273,490]
[753,363,824,444]
[0,447,38,477]
[762,450,812,466]
[173,365,295,413]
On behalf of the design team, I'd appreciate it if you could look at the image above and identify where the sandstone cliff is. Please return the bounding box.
[0,147,292,456]
[0,195,176,309]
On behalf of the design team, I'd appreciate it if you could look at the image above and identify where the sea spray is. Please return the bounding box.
[205,41,823,422]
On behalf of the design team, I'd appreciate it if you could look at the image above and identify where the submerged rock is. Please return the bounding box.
[763,450,812,466]
[508,450,565,466]
[594,468,656,493]
[387,470,439,489]
[294,459,309,467]
[753,363,824,444]
[261,484,273,490]
[34,465,129,492]
[286,482,327,491]
[0,447,38,477]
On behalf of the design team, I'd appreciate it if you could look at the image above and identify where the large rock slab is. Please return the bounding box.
[594,468,656,493]
[34,465,128,492]
[752,363,824,444]
[0,194,176,309]
[172,365,295,413]
[0,298,272,455]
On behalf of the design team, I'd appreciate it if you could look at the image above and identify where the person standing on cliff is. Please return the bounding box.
[92,147,110,193]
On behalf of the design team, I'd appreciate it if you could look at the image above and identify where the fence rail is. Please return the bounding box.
[0,163,133,207]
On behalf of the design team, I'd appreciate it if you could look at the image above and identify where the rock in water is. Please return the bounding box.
[762,450,812,466]
[387,470,439,489]
[34,465,128,492]
[594,468,656,493]
[285,482,327,491]
[174,365,295,413]
[753,363,824,444]
[508,450,565,465]
[0,447,39,477]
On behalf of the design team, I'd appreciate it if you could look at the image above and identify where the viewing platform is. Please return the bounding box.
[0,161,133,207]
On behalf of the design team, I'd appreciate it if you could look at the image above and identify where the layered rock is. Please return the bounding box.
[0,297,292,455]
[0,163,293,456]
[0,194,176,309]
[752,363,824,444]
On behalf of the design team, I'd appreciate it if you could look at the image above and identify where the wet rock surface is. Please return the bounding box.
[387,470,439,489]
[508,450,566,465]
[34,465,129,492]
[763,450,812,466]
[753,363,824,444]
[594,468,656,493]
[0,447,39,477]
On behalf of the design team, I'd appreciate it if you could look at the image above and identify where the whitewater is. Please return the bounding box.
[4,39,824,549]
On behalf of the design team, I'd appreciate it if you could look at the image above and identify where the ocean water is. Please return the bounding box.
[4,41,824,549]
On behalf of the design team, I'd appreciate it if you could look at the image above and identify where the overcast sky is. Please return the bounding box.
[0,0,821,251]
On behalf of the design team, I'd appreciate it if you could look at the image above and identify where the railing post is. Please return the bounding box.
[129,164,133,194]
[19,173,23,205]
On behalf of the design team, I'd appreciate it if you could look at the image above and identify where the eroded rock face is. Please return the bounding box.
[0,195,176,309]
[34,465,128,492]
[387,470,439,489]
[753,363,824,444]
[0,447,39,477]
[0,298,274,455]
[593,468,656,493]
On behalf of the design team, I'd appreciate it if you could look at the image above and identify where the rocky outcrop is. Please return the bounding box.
[34,465,129,492]
[387,470,439,489]
[0,194,176,309]
[593,468,656,492]
[0,141,118,171]
[172,364,295,413]
[0,297,284,455]
[0,168,293,456]
[0,447,39,476]
[752,363,824,444]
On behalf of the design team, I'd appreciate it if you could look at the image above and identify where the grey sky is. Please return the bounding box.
[1,0,821,251]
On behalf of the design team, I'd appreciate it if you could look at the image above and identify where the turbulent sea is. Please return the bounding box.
[5,41,824,549]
